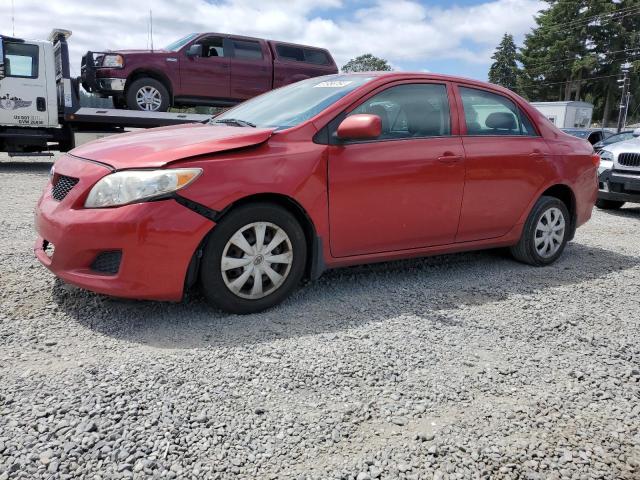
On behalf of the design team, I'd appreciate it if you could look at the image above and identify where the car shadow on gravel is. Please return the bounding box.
[50,242,640,350]
[596,205,640,219]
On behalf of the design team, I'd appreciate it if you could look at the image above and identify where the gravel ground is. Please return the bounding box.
[0,157,639,480]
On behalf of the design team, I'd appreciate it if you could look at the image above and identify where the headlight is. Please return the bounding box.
[84,168,202,208]
[598,150,614,175]
[101,54,124,68]
[599,150,613,162]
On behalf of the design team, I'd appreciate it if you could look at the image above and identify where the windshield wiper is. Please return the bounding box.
[211,118,256,128]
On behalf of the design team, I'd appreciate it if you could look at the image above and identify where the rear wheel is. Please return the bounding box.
[595,199,625,210]
[200,204,307,314]
[126,77,170,112]
[510,196,570,266]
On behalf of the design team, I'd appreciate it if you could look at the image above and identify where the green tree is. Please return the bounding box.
[342,54,392,73]
[488,33,519,92]
[518,0,640,126]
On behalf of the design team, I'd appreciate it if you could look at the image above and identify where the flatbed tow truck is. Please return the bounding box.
[0,29,210,156]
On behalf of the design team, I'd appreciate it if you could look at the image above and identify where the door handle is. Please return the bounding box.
[437,154,462,164]
[36,97,46,112]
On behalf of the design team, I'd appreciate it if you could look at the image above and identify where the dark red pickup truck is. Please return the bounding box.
[81,33,338,111]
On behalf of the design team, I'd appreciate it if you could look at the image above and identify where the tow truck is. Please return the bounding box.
[0,29,210,155]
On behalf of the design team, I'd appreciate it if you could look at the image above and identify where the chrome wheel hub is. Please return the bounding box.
[135,86,162,111]
[535,207,565,258]
[221,222,293,300]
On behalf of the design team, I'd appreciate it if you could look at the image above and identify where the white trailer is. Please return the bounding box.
[0,29,210,155]
[530,101,594,128]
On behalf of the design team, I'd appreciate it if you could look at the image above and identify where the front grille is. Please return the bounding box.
[51,175,79,201]
[90,251,122,275]
[618,152,640,168]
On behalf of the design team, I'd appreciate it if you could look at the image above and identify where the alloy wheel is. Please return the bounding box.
[220,222,294,300]
[135,86,162,111]
[534,207,565,258]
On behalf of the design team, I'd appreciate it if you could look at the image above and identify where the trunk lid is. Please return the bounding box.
[70,123,275,169]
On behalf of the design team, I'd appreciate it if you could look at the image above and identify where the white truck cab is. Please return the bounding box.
[0,34,59,129]
[0,29,210,155]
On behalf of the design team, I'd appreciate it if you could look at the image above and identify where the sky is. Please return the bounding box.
[0,0,545,80]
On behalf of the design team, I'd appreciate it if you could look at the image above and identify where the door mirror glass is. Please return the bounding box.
[337,114,382,140]
[185,44,203,58]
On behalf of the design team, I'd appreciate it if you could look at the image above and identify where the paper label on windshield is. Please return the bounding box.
[313,81,353,88]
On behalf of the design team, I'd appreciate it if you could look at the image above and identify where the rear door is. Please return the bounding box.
[328,81,466,257]
[0,40,52,127]
[228,38,272,100]
[454,85,553,242]
[178,35,230,99]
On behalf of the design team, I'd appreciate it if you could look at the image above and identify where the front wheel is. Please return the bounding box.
[595,199,625,210]
[510,196,570,266]
[200,204,307,314]
[126,77,170,112]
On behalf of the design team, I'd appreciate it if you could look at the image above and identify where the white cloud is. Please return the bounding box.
[1,0,543,76]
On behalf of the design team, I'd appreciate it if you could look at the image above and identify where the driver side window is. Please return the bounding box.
[199,37,226,58]
[349,83,451,140]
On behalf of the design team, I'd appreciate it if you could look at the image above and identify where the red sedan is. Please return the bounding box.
[35,73,598,314]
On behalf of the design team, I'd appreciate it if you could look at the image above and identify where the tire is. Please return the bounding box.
[595,199,625,210]
[112,95,127,109]
[125,77,170,112]
[200,203,307,314]
[510,196,570,266]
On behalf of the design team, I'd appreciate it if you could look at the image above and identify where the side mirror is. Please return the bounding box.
[336,114,382,141]
[185,44,203,58]
[633,128,640,137]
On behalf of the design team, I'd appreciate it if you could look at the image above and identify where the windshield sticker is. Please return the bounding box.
[313,81,353,88]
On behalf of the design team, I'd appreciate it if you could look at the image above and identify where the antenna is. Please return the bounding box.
[149,9,154,52]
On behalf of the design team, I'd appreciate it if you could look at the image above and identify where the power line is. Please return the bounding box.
[523,47,640,69]
[533,73,621,88]
[536,4,640,34]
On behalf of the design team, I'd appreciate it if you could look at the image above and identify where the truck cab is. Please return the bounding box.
[0,34,60,131]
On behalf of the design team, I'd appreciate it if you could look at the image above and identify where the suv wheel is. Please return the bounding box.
[595,199,625,210]
[126,77,170,112]
[200,204,307,314]
[510,196,570,266]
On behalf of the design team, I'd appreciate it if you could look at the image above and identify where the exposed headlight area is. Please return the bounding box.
[101,54,124,68]
[84,168,202,208]
[598,150,614,175]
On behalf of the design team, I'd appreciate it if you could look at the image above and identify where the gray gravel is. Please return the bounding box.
[1,158,639,480]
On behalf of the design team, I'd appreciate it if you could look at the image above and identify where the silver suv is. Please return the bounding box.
[597,128,640,210]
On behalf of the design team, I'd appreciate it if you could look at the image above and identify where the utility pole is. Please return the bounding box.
[11,0,15,36]
[616,63,631,133]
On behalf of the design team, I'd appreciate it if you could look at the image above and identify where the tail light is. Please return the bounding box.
[591,153,600,167]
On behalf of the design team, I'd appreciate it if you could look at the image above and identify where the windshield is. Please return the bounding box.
[563,129,589,138]
[213,75,373,130]
[164,33,198,52]
[603,132,633,145]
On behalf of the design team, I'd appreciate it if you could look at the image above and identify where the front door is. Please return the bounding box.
[454,85,553,242]
[178,35,230,100]
[0,41,52,127]
[328,82,466,257]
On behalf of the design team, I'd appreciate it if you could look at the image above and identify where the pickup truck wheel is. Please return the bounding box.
[126,78,169,112]
[200,204,307,314]
[510,196,569,267]
[595,199,625,210]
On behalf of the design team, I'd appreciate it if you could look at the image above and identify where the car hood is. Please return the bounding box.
[70,123,275,169]
[105,49,169,55]
[601,137,640,155]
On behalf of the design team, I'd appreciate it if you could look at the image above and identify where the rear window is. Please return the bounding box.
[232,40,263,60]
[276,45,304,62]
[304,48,330,65]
